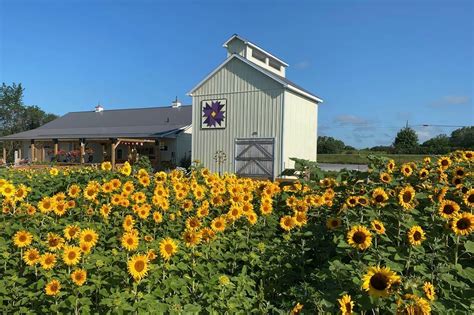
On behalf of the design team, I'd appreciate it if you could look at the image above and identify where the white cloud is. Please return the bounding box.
[430,95,470,107]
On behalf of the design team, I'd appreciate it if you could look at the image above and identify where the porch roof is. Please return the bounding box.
[0,105,192,141]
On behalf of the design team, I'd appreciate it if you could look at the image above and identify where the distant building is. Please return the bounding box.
[188,34,323,178]
[1,34,323,178]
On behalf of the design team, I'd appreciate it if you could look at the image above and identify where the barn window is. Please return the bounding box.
[251,49,266,63]
[269,59,281,71]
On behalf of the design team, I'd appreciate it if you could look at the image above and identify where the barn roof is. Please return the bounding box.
[0,105,192,141]
[188,54,323,103]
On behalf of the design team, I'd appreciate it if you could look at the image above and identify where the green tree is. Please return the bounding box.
[393,127,419,154]
[421,134,451,154]
[450,126,474,149]
[317,136,347,154]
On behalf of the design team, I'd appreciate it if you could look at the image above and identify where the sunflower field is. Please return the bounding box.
[0,151,473,314]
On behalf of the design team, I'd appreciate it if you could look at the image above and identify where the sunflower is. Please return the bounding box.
[159,238,178,260]
[397,294,431,315]
[347,225,372,250]
[185,217,201,230]
[387,160,396,173]
[346,196,358,208]
[451,212,474,236]
[71,269,87,286]
[123,215,135,231]
[246,211,258,225]
[152,211,163,223]
[127,254,149,281]
[40,253,57,270]
[290,302,303,315]
[147,249,157,261]
[23,248,41,266]
[400,163,413,177]
[372,188,388,206]
[62,246,81,266]
[38,197,55,213]
[337,294,354,315]
[423,282,435,301]
[280,215,296,232]
[398,186,416,210]
[408,226,426,246]
[211,216,227,233]
[361,266,400,297]
[438,200,460,219]
[326,217,342,230]
[121,231,139,251]
[101,161,112,171]
[182,230,202,247]
[463,188,474,208]
[120,161,132,176]
[451,176,463,186]
[64,225,81,241]
[371,220,386,234]
[49,167,59,176]
[437,156,452,170]
[79,242,92,254]
[380,172,392,183]
[46,233,64,251]
[45,279,61,296]
[1,183,15,198]
[13,230,33,248]
[79,229,99,247]
[293,211,307,227]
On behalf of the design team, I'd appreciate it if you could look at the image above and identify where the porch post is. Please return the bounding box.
[30,140,35,162]
[53,139,59,156]
[80,139,85,164]
[110,139,117,169]
[41,145,45,162]
[2,143,6,164]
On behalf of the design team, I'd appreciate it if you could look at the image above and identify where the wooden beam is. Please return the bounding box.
[111,140,116,169]
[53,139,59,156]
[117,138,155,144]
[80,139,85,164]
[30,140,35,162]
[2,145,6,164]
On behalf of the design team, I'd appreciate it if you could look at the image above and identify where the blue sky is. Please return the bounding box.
[1,0,473,148]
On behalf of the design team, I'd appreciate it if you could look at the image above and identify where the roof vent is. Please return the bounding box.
[95,104,104,112]
[171,97,181,108]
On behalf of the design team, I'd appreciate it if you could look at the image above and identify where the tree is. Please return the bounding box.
[421,134,451,154]
[317,136,347,154]
[450,127,474,149]
[393,127,419,154]
[1,83,58,162]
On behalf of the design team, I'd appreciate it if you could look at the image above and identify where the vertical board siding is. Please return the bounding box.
[283,90,318,169]
[192,58,284,177]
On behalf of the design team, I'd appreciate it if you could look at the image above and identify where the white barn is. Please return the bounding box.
[188,34,323,178]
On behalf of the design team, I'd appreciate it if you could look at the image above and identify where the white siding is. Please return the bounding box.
[191,57,284,177]
[282,90,318,169]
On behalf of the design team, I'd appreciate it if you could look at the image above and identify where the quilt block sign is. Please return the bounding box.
[201,99,226,129]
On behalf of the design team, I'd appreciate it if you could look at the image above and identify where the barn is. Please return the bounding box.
[189,34,323,179]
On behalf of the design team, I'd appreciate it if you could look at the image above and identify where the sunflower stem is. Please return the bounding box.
[454,235,460,265]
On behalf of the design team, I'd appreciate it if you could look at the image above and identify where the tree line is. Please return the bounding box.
[319,126,474,154]
[1,83,58,161]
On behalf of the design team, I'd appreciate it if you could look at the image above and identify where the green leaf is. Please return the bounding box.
[464,240,474,253]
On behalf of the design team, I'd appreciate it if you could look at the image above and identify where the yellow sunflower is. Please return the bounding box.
[211,216,227,233]
[419,168,430,179]
[246,211,258,225]
[408,226,426,246]
[79,242,92,254]
[79,229,99,247]
[372,188,389,206]
[45,279,61,296]
[451,212,473,236]
[101,161,112,171]
[62,246,81,266]
[371,220,386,234]
[159,237,178,260]
[46,233,64,251]
[71,269,87,286]
[400,163,413,177]
[123,215,135,231]
[152,211,163,223]
[127,254,149,281]
[1,183,15,198]
[347,225,372,250]
[387,159,396,173]
[361,266,400,297]
[64,225,81,241]
[326,217,342,230]
[380,172,392,183]
[293,211,307,227]
[437,156,452,170]
[23,248,41,266]
[182,230,202,247]
[337,294,354,315]
[280,215,296,232]
[40,253,57,270]
[121,231,139,251]
[346,196,358,208]
[438,200,460,219]
[463,188,474,208]
[398,186,416,210]
[49,167,59,176]
[13,230,33,248]
[290,302,303,315]
[201,227,216,243]
[423,282,435,301]
[185,217,201,230]
[397,294,431,315]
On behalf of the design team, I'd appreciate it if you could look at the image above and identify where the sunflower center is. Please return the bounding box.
[19,235,27,242]
[68,251,76,260]
[370,273,389,291]
[402,192,412,203]
[443,205,454,214]
[413,231,422,241]
[331,220,339,227]
[441,160,448,166]
[375,195,384,202]
[84,235,93,242]
[49,239,59,247]
[50,283,58,291]
[349,198,356,205]
[456,218,470,230]
[127,238,134,245]
[345,303,352,312]
[165,244,173,253]
[352,232,366,244]
[468,194,474,203]
[134,260,145,272]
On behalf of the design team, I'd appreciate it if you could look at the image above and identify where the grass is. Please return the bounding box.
[317,153,431,165]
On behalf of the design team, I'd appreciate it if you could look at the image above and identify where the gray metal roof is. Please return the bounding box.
[1,105,192,140]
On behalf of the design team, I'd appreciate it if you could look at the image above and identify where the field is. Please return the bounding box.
[317,154,429,165]
[0,152,473,314]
